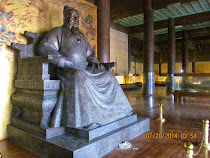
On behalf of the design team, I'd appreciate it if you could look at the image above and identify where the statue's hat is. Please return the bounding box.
[63,5,79,16]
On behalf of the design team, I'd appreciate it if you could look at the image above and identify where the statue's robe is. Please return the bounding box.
[37,26,132,128]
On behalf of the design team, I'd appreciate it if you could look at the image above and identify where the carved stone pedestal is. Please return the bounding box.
[8,116,150,158]
[9,31,150,158]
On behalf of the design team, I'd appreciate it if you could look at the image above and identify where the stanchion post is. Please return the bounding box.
[156,104,166,123]
[205,149,208,158]
[184,142,193,158]
[203,120,210,149]
[159,122,163,133]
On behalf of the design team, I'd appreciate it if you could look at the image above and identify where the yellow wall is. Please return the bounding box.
[162,62,192,73]
[196,62,210,73]
[162,63,168,73]
[130,62,143,75]
[130,62,135,74]
[131,62,210,76]
[0,49,17,140]
[136,63,143,75]
[154,64,159,74]
[0,0,96,140]
[110,29,128,75]
[175,63,182,73]
[130,62,159,75]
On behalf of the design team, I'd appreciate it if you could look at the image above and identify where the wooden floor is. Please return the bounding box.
[1,87,210,158]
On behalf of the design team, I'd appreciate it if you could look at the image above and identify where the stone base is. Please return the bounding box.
[11,117,65,139]
[66,114,138,140]
[8,117,150,158]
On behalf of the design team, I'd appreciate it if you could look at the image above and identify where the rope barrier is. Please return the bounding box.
[135,103,210,156]
[135,105,210,128]
[188,120,210,157]
[193,129,205,156]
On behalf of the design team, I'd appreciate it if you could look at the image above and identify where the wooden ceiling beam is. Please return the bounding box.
[155,27,210,42]
[156,56,210,63]
[111,0,196,20]
[191,35,210,41]
[159,35,210,43]
[110,22,129,34]
[128,12,210,34]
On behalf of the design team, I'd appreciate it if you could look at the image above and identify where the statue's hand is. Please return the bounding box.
[88,62,116,70]
[88,62,104,70]
[101,62,116,70]
[77,62,88,69]
[64,59,74,68]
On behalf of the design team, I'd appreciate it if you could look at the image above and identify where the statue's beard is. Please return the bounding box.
[71,25,81,42]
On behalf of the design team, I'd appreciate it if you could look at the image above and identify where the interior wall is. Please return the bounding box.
[110,29,128,75]
[162,62,192,74]
[130,62,159,75]
[130,62,143,75]
[0,49,16,140]
[0,0,96,140]
[130,62,210,76]
[154,64,159,74]
[196,62,210,73]
[175,63,182,73]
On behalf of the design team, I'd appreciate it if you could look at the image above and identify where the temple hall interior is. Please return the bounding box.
[0,0,210,157]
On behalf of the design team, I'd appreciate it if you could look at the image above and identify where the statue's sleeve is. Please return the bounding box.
[37,27,64,67]
[86,38,100,63]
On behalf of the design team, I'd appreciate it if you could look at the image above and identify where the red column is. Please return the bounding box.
[142,0,155,95]
[167,17,176,91]
[192,51,196,73]
[159,53,162,76]
[182,30,189,73]
[95,0,110,63]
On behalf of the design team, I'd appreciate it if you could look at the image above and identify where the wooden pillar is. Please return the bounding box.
[159,53,162,76]
[128,51,131,74]
[167,17,176,91]
[95,0,110,63]
[142,0,154,95]
[182,30,189,73]
[192,51,196,73]
[128,35,131,74]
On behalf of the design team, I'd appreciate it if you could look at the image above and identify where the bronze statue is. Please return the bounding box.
[37,5,132,128]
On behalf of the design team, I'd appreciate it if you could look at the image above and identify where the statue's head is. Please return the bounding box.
[63,5,79,29]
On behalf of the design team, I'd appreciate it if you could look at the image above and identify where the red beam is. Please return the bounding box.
[128,12,210,34]
[155,27,210,42]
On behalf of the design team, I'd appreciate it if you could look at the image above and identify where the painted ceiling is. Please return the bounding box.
[114,0,210,34]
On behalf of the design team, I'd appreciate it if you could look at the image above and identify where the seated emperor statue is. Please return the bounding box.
[37,5,132,128]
